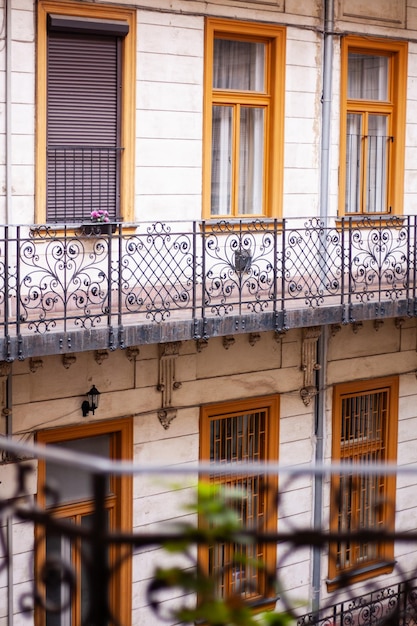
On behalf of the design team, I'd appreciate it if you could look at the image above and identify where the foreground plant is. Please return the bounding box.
[148,483,291,626]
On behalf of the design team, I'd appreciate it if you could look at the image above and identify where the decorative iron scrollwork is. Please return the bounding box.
[0,217,414,354]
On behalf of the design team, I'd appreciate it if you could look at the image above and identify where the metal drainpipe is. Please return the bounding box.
[311,0,334,615]
[5,0,14,621]
[312,328,327,615]
[319,0,334,224]
[6,372,13,626]
[5,0,11,224]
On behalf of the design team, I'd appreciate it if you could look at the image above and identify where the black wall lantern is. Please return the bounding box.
[81,385,101,417]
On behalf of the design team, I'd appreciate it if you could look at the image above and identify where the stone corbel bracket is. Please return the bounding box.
[300,326,321,406]
[62,354,76,369]
[222,335,235,350]
[0,362,11,378]
[94,350,109,365]
[196,338,209,353]
[157,342,182,429]
[126,346,140,361]
[158,409,177,430]
[29,357,43,373]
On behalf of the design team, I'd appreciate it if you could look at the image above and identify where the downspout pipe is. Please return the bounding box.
[6,372,13,626]
[319,0,334,224]
[5,0,11,224]
[312,0,334,616]
[312,328,327,616]
[5,0,13,620]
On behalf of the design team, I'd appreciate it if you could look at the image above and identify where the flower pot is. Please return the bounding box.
[81,222,117,236]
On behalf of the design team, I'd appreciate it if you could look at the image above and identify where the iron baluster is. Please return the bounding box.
[281,218,286,331]
[192,220,198,338]
[413,215,417,315]
[201,220,207,339]
[3,226,9,351]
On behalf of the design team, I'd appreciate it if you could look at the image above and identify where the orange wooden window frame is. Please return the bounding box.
[338,36,408,217]
[200,395,279,605]
[203,19,285,219]
[36,1,136,225]
[328,377,398,589]
[35,418,133,626]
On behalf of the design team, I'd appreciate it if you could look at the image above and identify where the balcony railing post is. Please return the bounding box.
[405,215,411,318]
[192,220,198,338]
[281,218,287,331]
[341,217,346,323]
[16,226,22,359]
[106,229,114,349]
[63,224,68,335]
[348,216,353,322]
[201,220,207,339]
[273,219,278,329]
[409,215,417,315]
[3,225,9,351]
[238,218,243,317]
[117,223,124,347]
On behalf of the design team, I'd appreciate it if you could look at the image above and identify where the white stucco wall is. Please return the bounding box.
[3,318,417,623]
[3,0,417,225]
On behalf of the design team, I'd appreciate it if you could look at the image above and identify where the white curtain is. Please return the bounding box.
[211,39,265,216]
[346,54,390,214]
[211,106,232,215]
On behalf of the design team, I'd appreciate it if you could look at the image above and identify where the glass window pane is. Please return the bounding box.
[337,389,388,571]
[80,513,109,624]
[211,106,232,216]
[213,38,265,91]
[366,115,389,213]
[345,113,362,214]
[238,107,264,215]
[45,532,72,626]
[45,435,110,506]
[348,53,388,101]
[81,514,93,624]
[208,411,268,599]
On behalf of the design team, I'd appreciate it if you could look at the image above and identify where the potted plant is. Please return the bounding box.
[82,210,118,235]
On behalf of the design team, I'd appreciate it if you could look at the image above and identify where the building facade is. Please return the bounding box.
[2,0,417,624]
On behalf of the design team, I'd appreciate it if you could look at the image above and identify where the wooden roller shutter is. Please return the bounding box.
[47,27,123,223]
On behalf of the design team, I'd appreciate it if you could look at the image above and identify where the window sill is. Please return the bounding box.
[202,217,283,233]
[194,595,280,625]
[336,214,405,227]
[29,222,137,238]
[327,560,395,592]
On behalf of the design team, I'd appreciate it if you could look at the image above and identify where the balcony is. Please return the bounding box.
[2,436,417,626]
[0,216,414,360]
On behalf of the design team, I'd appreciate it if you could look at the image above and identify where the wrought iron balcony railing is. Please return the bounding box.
[2,437,417,626]
[0,216,415,359]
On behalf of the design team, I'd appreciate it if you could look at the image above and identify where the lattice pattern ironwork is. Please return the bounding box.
[0,216,414,356]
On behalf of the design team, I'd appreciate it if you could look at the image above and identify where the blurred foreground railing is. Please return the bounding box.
[1,436,417,626]
[0,216,415,359]
[297,582,417,626]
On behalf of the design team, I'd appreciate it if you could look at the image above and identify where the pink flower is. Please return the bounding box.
[91,209,110,223]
